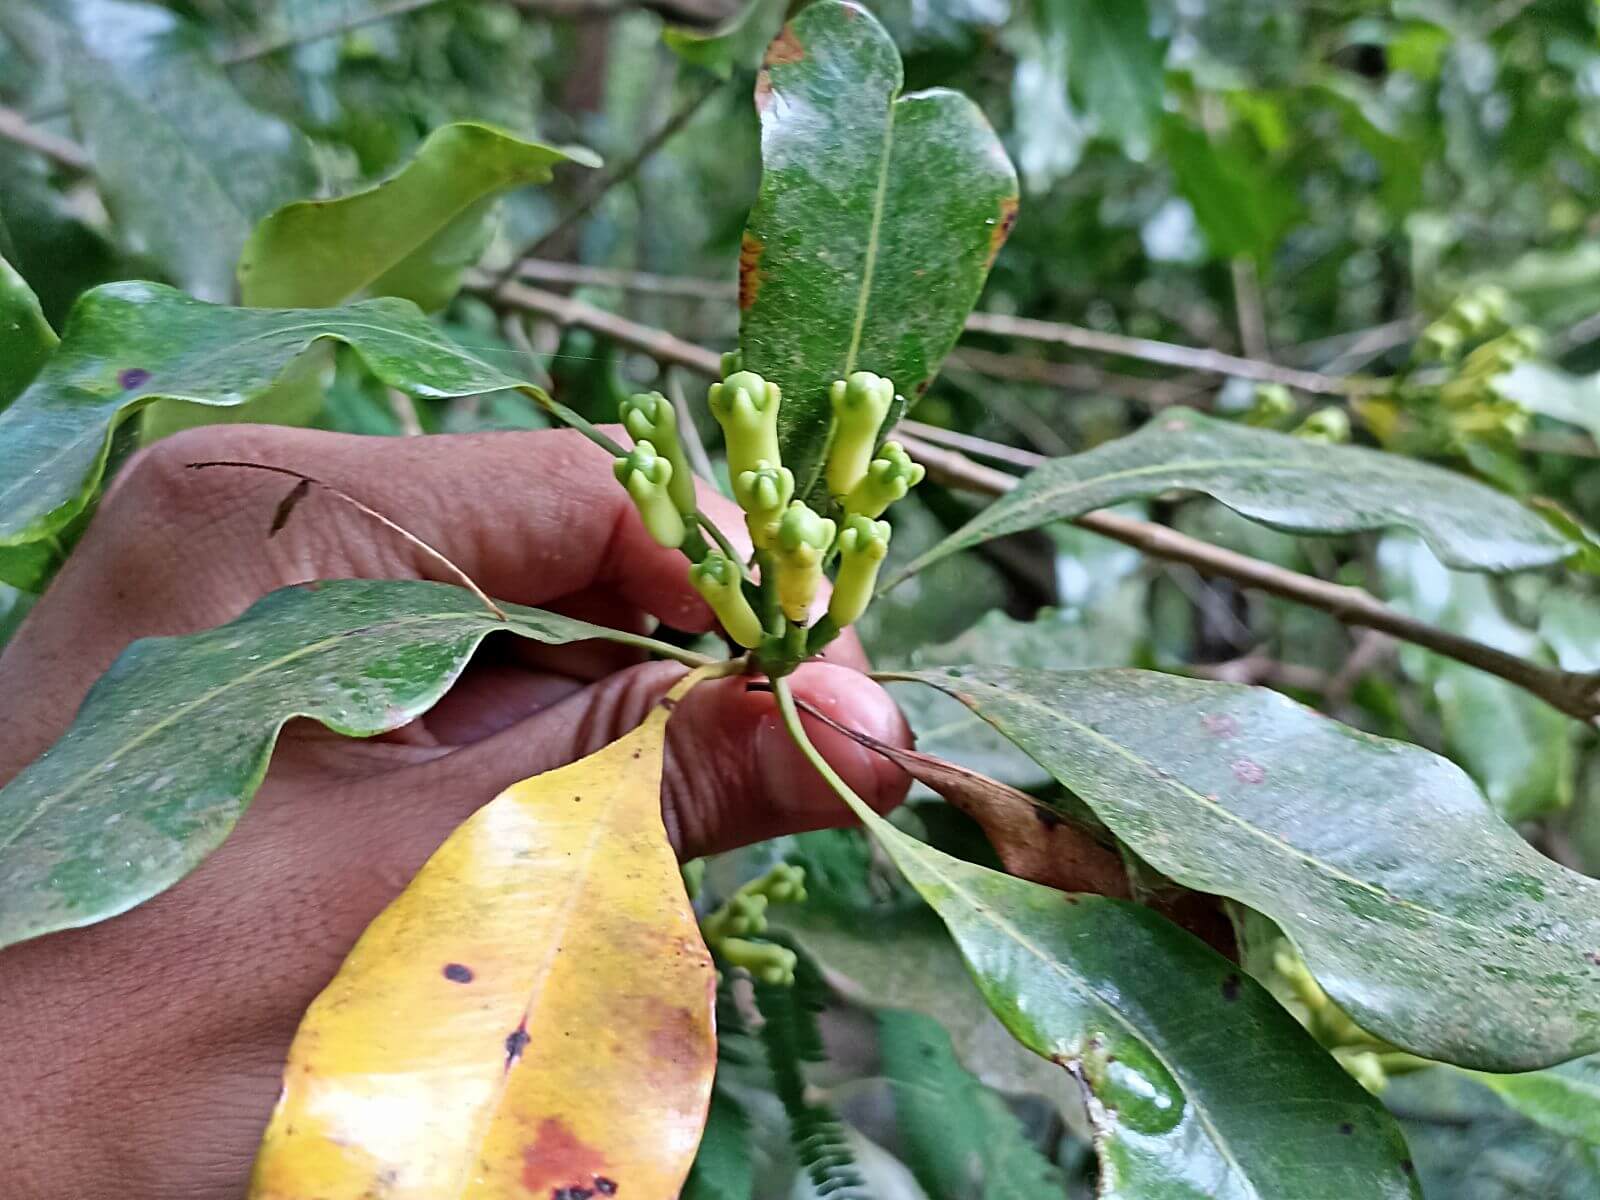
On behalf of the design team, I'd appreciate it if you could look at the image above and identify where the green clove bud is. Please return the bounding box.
[716,937,797,986]
[774,502,836,623]
[843,441,925,518]
[826,371,897,497]
[614,441,686,548]
[619,392,696,514]
[733,460,795,550]
[688,553,765,648]
[708,369,782,481]
[828,515,891,628]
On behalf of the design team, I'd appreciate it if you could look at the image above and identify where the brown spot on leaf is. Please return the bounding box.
[1587,951,1600,967]
[442,963,474,984]
[1339,1122,1355,1136]
[505,1026,531,1066]
[739,233,764,310]
[593,1179,618,1196]
[1220,973,1241,1002]
[118,367,151,390]
[1231,758,1266,785]
[765,26,804,66]
[1202,713,1240,739]
[984,195,1019,269]
[522,1118,608,1197]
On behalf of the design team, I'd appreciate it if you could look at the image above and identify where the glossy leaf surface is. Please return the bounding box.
[0,282,526,552]
[0,578,697,951]
[251,678,715,1199]
[0,252,55,406]
[887,408,1571,587]
[738,0,1017,500]
[239,122,597,308]
[900,665,1600,1070]
[778,685,1418,1200]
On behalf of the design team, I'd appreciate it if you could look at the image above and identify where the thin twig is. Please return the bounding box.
[0,106,90,171]
[898,420,1047,470]
[666,367,718,484]
[512,259,733,300]
[1230,256,1270,362]
[485,75,722,293]
[892,433,1600,726]
[218,0,449,64]
[185,460,507,621]
[386,389,424,436]
[963,311,1367,396]
[948,346,1201,409]
[470,279,1600,722]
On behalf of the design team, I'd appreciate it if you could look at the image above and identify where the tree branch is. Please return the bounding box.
[0,106,89,171]
[485,75,722,293]
[894,434,1600,725]
[470,278,1600,724]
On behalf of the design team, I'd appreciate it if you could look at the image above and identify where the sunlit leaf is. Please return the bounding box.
[738,0,1017,502]
[0,578,703,951]
[251,672,716,1199]
[0,282,528,557]
[238,122,598,309]
[1039,0,1165,154]
[886,408,1572,587]
[897,665,1600,1071]
[776,684,1418,1199]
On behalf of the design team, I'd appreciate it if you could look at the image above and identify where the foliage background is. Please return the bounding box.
[5,0,1600,1194]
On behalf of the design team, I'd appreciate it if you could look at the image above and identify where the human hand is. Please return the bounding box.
[0,424,910,1199]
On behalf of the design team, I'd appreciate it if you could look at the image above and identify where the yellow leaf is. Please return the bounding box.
[250,671,717,1200]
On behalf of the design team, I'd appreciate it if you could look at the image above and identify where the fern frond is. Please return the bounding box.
[878,1008,1069,1200]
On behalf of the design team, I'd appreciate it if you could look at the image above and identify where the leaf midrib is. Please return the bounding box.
[0,609,500,853]
[891,832,1258,1195]
[972,681,1519,943]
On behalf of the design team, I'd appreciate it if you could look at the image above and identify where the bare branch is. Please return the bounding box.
[485,75,722,293]
[0,106,90,171]
[893,432,1600,725]
[963,311,1368,396]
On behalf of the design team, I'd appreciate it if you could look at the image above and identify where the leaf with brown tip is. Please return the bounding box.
[249,674,717,1199]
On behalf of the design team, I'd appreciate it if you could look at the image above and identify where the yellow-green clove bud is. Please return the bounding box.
[619,392,696,514]
[1294,408,1351,445]
[734,460,795,550]
[716,937,797,986]
[843,441,925,518]
[826,371,897,497]
[828,515,891,628]
[614,441,686,548]
[774,502,836,623]
[708,369,782,481]
[688,553,765,648]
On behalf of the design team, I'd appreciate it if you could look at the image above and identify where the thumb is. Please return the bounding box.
[413,661,911,860]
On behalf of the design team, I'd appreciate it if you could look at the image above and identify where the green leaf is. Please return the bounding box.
[1497,361,1600,443]
[777,684,1417,1200]
[1387,1068,1600,1200]
[1040,0,1165,154]
[0,282,528,557]
[1378,537,1572,822]
[238,122,599,309]
[738,0,1018,502]
[0,251,56,407]
[682,1088,755,1200]
[877,1009,1068,1200]
[665,0,788,80]
[1163,118,1299,262]
[0,578,701,952]
[885,408,1572,588]
[43,0,316,300]
[1470,1057,1600,1146]
[897,665,1600,1071]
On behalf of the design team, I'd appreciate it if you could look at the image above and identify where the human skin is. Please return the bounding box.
[0,424,910,1199]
